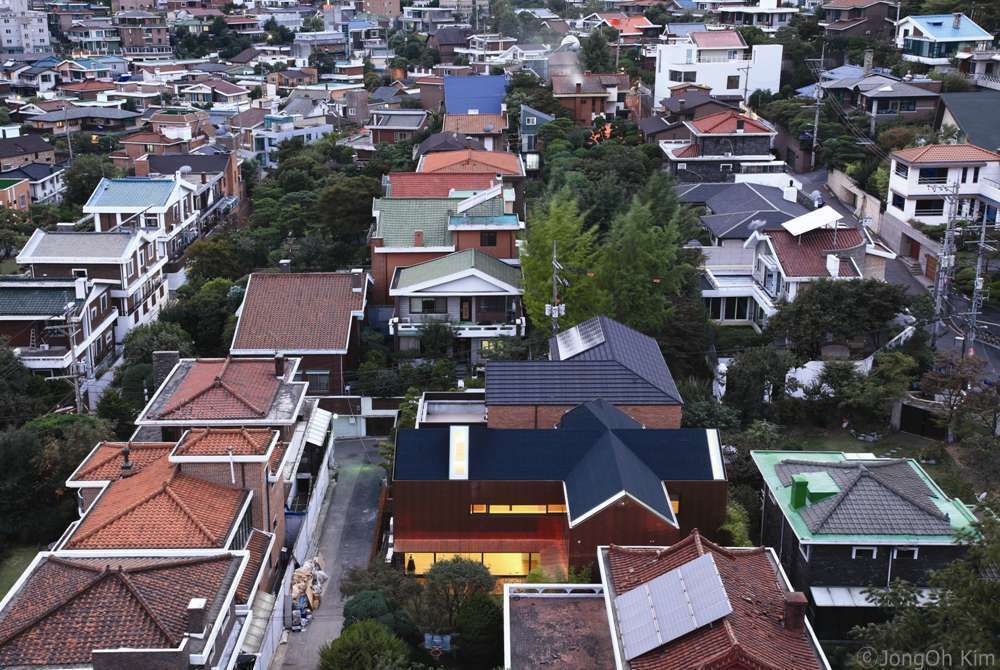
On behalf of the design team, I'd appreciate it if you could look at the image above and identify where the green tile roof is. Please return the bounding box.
[84,177,178,209]
[0,285,79,316]
[752,450,977,544]
[373,195,505,247]
[394,248,522,290]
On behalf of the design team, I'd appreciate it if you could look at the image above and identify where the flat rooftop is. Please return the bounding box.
[507,593,613,669]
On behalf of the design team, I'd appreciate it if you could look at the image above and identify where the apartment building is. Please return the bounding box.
[653,30,782,105]
[0,0,50,55]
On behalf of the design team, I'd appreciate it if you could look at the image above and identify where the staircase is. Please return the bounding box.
[899,257,922,276]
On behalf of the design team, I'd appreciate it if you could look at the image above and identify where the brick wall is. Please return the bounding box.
[487,403,682,429]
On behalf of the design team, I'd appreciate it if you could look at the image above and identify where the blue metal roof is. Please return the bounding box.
[907,14,992,41]
[84,177,178,209]
[444,75,507,114]
[394,401,715,525]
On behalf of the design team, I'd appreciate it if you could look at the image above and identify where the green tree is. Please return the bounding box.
[717,501,753,547]
[0,343,62,430]
[122,321,195,366]
[160,279,240,356]
[456,592,502,666]
[96,388,139,440]
[580,28,613,72]
[419,322,452,357]
[724,347,798,425]
[341,562,423,612]
[919,352,986,439]
[598,197,687,333]
[521,189,606,329]
[850,506,1000,668]
[682,399,741,430]
[185,236,249,282]
[63,155,117,207]
[343,590,420,643]
[0,207,32,259]
[840,351,918,430]
[424,557,495,631]
[318,620,410,670]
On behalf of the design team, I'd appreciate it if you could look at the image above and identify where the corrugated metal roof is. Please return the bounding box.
[84,177,178,209]
[20,230,136,260]
[393,248,522,290]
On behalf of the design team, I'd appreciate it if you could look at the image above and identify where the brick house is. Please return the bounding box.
[367,109,430,145]
[393,400,727,575]
[551,72,630,125]
[0,133,54,171]
[660,110,779,182]
[0,176,29,210]
[137,150,242,200]
[821,0,898,38]
[230,271,370,401]
[486,316,685,429]
[442,112,507,151]
[266,67,319,90]
[753,450,976,638]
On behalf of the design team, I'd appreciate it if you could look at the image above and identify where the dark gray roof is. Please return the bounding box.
[637,115,679,136]
[146,152,230,174]
[371,86,407,101]
[0,134,52,159]
[775,459,953,536]
[3,162,61,180]
[29,107,141,122]
[486,316,682,405]
[940,90,1000,152]
[394,401,715,525]
[415,131,484,157]
[677,182,808,240]
[0,280,78,317]
[431,26,472,45]
[662,91,735,115]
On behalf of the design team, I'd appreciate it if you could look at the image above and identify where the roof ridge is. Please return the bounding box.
[217,379,269,417]
[0,568,110,650]
[68,474,174,547]
[163,481,223,545]
[807,468,864,532]
[116,570,179,645]
[866,468,949,521]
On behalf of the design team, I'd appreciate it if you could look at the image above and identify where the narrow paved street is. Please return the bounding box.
[281,437,385,670]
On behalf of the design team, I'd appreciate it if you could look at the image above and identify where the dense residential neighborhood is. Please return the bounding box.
[0,0,998,669]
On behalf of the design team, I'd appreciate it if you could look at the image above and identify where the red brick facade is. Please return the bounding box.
[487,404,682,429]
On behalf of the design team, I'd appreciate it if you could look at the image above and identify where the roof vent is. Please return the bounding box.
[187,597,207,635]
[783,592,808,631]
[952,12,961,29]
[120,445,133,478]
[448,425,469,480]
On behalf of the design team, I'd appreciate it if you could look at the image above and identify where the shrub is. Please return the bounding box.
[318,620,409,670]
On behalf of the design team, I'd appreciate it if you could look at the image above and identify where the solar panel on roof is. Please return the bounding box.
[614,553,732,661]
[555,318,605,359]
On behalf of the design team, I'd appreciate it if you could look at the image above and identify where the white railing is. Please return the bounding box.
[696,54,751,63]
[965,72,1000,91]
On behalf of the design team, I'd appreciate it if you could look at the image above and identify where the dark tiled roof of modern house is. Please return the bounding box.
[0,134,52,158]
[939,91,1000,152]
[146,152,231,174]
[677,182,808,240]
[602,532,826,670]
[487,316,682,406]
[231,272,367,354]
[0,279,80,317]
[395,401,721,525]
[0,554,240,666]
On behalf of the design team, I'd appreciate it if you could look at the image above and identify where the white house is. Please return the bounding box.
[895,13,994,66]
[652,30,782,105]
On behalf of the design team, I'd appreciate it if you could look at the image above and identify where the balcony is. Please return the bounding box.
[390,313,524,338]
[14,345,73,371]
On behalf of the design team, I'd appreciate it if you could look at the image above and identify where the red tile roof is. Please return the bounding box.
[607,531,824,670]
[690,30,746,49]
[174,427,276,457]
[231,272,366,353]
[673,143,701,158]
[64,457,246,549]
[154,358,282,421]
[269,441,289,475]
[766,227,864,278]
[120,130,183,145]
[386,172,498,197]
[892,143,1000,164]
[689,110,773,134]
[419,149,523,175]
[72,441,174,482]
[59,80,116,92]
[442,112,507,135]
[822,0,891,7]
[601,13,659,33]
[236,529,272,603]
[0,555,236,666]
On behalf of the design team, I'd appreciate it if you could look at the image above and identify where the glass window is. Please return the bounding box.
[482,552,537,576]
[893,547,918,559]
[470,504,487,514]
[524,115,536,126]
[404,552,435,574]
[891,192,905,210]
[410,297,447,314]
[477,296,505,313]
[724,297,739,320]
[683,71,696,82]
[480,231,497,247]
[726,75,740,89]
[670,494,680,514]
[709,297,722,320]
[305,370,330,393]
[548,503,567,513]
[894,162,908,178]
[851,546,877,559]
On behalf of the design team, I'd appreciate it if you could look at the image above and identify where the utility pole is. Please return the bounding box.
[930,181,960,349]
[965,210,995,358]
[810,40,826,170]
[546,240,567,336]
[62,102,73,162]
[44,317,85,414]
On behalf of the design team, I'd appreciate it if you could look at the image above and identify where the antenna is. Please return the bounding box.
[546,240,568,336]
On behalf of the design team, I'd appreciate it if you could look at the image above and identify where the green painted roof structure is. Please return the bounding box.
[84,177,178,209]
[393,248,522,290]
[0,284,79,317]
[752,451,976,545]
[372,194,505,247]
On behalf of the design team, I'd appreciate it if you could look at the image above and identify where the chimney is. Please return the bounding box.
[736,118,745,131]
[134,156,149,177]
[120,445,133,478]
[73,276,88,300]
[863,48,874,76]
[575,82,581,93]
[350,268,364,293]
[952,12,961,29]
[790,474,809,508]
[152,350,180,388]
[187,597,208,635]
[448,425,469,480]
[279,259,291,273]
[783,592,808,631]
[677,98,685,111]
[274,354,285,378]
[414,229,424,246]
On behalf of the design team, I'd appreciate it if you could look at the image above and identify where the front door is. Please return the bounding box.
[925,254,938,281]
[460,297,472,322]
[908,237,921,259]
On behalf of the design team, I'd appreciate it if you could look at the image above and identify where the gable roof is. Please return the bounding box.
[892,142,1000,165]
[0,554,240,666]
[905,13,992,41]
[603,532,826,670]
[62,456,247,549]
[939,91,1000,152]
[84,177,181,209]
[0,134,52,158]
[552,72,629,96]
[385,172,498,197]
[662,91,736,115]
[690,30,746,48]
[138,357,307,425]
[236,529,272,604]
[763,227,864,278]
[395,402,720,525]
[418,149,523,175]
[69,441,174,484]
[173,427,276,457]
[753,451,977,543]
[444,74,507,114]
[431,26,472,45]
[391,248,522,291]
[688,110,773,134]
[442,112,507,135]
[228,106,267,128]
[677,182,807,240]
[17,229,144,263]
[231,272,367,354]
[486,316,682,405]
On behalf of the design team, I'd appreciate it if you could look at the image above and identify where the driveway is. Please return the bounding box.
[281,437,385,670]
[793,168,860,223]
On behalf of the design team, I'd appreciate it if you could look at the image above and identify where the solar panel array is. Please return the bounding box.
[613,553,733,661]
[555,318,605,359]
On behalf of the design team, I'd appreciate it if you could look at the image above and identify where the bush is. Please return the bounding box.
[456,592,502,666]
[318,620,410,670]
[424,557,495,631]
[717,501,753,547]
[343,590,420,644]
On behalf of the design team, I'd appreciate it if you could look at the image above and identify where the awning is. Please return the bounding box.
[810,586,939,608]
[306,407,332,446]
[241,591,277,654]
[781,206,842,236]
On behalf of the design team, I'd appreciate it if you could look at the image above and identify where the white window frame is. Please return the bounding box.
[797,543,810,561]
[126,259,135,277]
[892,547,918,560]
[100,293,108,311]
[524,115,537,126]
[720,163,733,172]
[851,546,878,559]
[677,162,687,171]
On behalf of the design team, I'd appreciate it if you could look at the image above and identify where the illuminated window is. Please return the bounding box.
[670,494,680,514]
[548,503,567,513]
[449,425,469,480]
[482,552,539,576]
[476,504,564,514]
[404,552,435,574]
[470,504,487,514]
